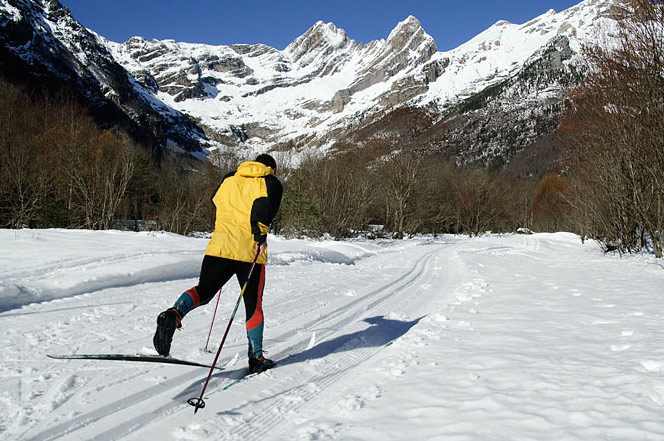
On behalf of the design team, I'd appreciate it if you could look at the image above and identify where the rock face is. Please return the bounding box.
[286,21,353,76]
[0,0,209,158]
[0,0,620,169]
[102,14,445,148]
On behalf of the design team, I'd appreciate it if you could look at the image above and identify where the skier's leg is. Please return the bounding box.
[154,256,233,355]
[173,255,234,318]
[236,262,266,358]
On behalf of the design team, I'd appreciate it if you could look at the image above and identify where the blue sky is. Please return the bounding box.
[60,0,583,51]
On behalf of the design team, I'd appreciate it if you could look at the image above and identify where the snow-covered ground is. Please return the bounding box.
[1,229,663,440]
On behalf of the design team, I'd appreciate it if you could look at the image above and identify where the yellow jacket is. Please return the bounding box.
[205,161,282,264]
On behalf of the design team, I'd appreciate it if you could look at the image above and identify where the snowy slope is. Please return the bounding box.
[0,0,210,157]
[420,0,617,105]
[104,0,619,153]
[1,229,663,440]
[104,15,437,152]
[0,0,621,159]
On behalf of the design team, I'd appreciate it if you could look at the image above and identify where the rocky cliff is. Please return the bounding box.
[0,0,620,171]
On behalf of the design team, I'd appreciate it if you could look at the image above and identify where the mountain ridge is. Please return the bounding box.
[0,0,621,170]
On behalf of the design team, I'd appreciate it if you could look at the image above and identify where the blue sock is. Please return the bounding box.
[172,290,197,317]
[247,323,264,358]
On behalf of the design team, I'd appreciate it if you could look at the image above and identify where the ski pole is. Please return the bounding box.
[188,251,260,414]
[204,288,222,352]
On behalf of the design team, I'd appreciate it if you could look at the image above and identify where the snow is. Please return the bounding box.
[2,0,621,159]
[1,229,663,440]
[94,0,619,156]
[0,1,21,21]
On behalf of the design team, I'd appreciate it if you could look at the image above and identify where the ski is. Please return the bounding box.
[47,353,222,369]
[186,361,276,411]
[222,361,277,391]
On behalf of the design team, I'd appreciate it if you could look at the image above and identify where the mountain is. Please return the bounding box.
[0,0,622,171]
[104,14,439,151]
[0,0,209,160]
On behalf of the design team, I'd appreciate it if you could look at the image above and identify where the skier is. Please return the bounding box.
[153,154,283,374]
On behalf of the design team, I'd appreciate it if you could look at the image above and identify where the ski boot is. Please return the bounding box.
[249,354,274,374]
[153,308,181,356]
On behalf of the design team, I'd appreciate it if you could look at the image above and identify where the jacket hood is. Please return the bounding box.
[236,161,274,178]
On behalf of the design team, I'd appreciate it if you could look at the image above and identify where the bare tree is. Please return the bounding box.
[530,173,572,232]
[44,121,137,230]
[0,82,52,227]
[377,150,424,238]
[311,153,377,237]
[565,0,664,256]
[451,168,515,236]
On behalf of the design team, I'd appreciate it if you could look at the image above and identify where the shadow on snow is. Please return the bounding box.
[277,315,423,368]
[177,315,423,404]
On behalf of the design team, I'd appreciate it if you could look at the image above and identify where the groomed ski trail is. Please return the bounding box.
[5,231,664,441]
[19,240,463,441]
[182,245,458,441]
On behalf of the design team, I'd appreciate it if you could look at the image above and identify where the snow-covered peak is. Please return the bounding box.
[385,15,436,59]
[286,20,354,66]
[0,0,624,160]
[387,15,425,42]
[304,21,350,48]
[101,0,619,155]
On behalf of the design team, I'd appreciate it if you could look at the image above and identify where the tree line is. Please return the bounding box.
[0,85,223,233]
[562,0,664,257]
[0,0,661,257]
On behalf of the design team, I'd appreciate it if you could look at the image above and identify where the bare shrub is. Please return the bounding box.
[375,150,424,238]
[450,168,517,236]
[41,122,137,230]
[530,173,573,232]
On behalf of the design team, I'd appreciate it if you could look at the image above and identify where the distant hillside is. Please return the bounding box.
[0,0,620,172]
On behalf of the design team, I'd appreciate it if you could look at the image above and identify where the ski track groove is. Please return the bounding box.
[113,246,439,441]
[213,246,442,441]
[231,325,400,441]
[25,245,442,441]
[271,246,439,347]
[25,365,222,441]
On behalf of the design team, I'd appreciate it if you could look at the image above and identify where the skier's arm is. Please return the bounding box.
[250,175,283,245]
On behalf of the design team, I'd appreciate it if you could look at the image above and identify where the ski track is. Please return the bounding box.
[207,247,446,441]
[18,243,449,441]
[7,233,658,440]
[0,249,199,282]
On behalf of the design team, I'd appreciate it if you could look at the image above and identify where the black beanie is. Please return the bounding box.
[255,154,277,170]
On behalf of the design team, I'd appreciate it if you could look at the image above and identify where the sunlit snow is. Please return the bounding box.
[1,229,663,440]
